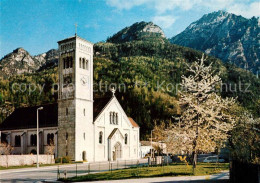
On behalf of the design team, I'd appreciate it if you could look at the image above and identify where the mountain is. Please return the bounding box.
[107,21,166,43]
[0,48,58,78]
[170,11,260,74]
[1,19,260,138]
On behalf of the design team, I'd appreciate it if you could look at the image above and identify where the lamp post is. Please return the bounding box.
[150,129,154,159]
[37,107,43,168]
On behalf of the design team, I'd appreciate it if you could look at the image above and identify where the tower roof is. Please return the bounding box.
[57,35,93,45]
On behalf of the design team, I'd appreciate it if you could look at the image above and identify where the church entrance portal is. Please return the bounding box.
[113,142,122,161]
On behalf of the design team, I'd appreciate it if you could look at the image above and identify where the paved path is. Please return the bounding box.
[77,171,229,183]
[0,159,147,183]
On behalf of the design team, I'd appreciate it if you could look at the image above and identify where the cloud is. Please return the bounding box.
[226,2,260,18]
[105,0,260,18]
[85,23,100,29]
[153,15,177,29]
[106,0,149,10]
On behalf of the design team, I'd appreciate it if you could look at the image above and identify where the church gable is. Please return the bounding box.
[94,96,134,128]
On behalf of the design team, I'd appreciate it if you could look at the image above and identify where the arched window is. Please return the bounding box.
[82,58,86,69]
[112,112,115,124]
[63,58,66,69]
[65,57,69,69]
[47,133,54,145]
[125,134,128,145]
[15,135,21,147]
[116,113,118,125]
[79,58,82,68]
[69,56,73,68]
[99,131,103,144]
[86,60,88,70]
[110,112,112,124]
[30,134,37,146]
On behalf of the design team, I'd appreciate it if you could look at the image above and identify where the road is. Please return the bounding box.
[0,159,147,183]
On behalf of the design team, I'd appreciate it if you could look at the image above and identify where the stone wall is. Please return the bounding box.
[0,155,54,167]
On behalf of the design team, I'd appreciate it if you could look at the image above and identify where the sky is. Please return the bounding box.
[0,0,259,58]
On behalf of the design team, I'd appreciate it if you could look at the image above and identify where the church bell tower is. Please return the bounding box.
[57,34,94,161]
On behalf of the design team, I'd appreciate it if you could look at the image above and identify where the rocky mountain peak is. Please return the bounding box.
[170,11,260,74]
[107,21,166,43]
[0,48,58,78]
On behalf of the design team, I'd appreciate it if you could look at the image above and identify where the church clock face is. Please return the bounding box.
[80,76,88,86]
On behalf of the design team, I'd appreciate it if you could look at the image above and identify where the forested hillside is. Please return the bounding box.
[1,39,259,139]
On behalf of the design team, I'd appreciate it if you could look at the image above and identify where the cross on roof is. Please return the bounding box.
[111,87,116,96]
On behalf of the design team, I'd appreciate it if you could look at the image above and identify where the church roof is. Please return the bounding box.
[0,97,139,131]
[108,128,124,139]
[128,117,139,128]
[93,97,112,120]
[0,103,58,131]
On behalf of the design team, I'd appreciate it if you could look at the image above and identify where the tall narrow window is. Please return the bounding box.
[15,135,21,147]
[79,58,82,68]
[99,131,103,144]
[69,56,73,68]
[63,58,66,69]
[110,112,112,124]
[65,57,69,68]
[86,60,89,70]
[112,112,115,124]
[83,108,85,116]
[83,58,86,69]
[66,108,68,115]
[116,113,118,125]
[125,134,128,145]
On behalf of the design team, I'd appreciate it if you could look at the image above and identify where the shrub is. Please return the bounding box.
[55,156,71,163]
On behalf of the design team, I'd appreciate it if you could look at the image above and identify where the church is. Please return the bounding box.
[0,35,140,162]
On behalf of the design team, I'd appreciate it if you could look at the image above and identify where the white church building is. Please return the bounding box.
[0,35,140,162]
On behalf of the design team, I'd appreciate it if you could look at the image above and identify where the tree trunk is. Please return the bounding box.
[192,150,197,175]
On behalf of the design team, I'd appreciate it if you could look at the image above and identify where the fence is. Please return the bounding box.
[57,157,171,180]
[230,160,260,183]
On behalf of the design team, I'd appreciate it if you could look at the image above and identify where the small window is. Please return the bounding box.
[125,134,128,145]
[99,131,103,144]
[66,132,68,140]
[15,135,21,147]
[66,108,68,115]
[83,108,86,116]
[83,133,85,140]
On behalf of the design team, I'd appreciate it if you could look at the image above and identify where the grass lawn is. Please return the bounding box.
[61,163,229,182]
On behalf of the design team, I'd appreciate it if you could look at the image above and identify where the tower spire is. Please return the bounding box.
[75,23,78,36]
